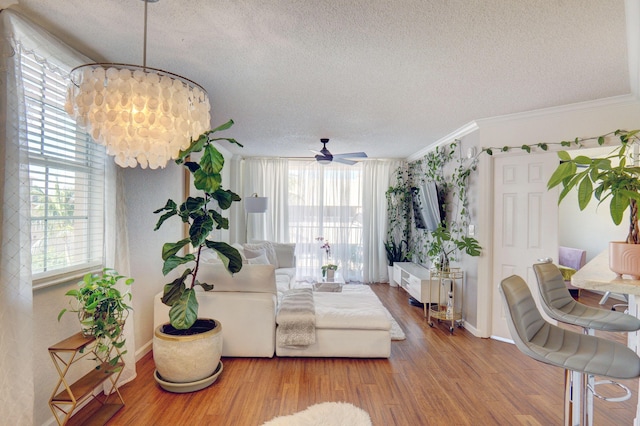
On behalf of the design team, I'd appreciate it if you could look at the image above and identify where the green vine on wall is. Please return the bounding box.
[410,141,480,266]
[385,164,413,265]
[386,141,480,267]
[475,129,634,158]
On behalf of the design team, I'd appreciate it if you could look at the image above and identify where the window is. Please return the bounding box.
[288,161,363,281]
[20,52,107,282]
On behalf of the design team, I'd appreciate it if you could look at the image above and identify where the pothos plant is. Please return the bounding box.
[58,268,133,369]
[154,119,244,330]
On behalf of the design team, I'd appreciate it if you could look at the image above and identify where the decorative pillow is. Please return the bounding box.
[248,253,270,265]
[270,242,296,268]
[243,247,267,261]
[243,242,278,267]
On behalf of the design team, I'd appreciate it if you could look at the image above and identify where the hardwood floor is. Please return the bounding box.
[107,285,637,425]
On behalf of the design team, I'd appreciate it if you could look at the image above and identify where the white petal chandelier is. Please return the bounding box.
[64,0,210,169]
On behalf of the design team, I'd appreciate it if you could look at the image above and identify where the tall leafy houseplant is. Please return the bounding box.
[547,130,640,277]
[154,120,244,330]
[548,130,640,244]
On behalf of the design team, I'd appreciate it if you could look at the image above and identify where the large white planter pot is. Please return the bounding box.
[153,318,222,384]
[388,266,397,287]
[609,241,640,279]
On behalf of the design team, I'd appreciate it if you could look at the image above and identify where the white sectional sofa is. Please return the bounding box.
[153,241,391,358]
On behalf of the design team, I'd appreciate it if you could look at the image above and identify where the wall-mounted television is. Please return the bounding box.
[412,181,443,231]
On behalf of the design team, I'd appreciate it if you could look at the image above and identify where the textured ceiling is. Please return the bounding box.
[3,0,633,159]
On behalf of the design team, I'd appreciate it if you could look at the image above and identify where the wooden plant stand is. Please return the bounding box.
[48,332,125,425]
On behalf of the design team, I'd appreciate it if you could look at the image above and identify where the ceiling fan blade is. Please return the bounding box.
[310,149,324,155]
[333,158,357,166]
[332,152,367,159]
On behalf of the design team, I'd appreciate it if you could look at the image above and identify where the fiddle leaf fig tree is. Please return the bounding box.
[154,119,244,330]
[547,130,640,244]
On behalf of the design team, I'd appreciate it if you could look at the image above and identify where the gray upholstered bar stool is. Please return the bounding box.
[499,275,640,426]
[533,262,640,424]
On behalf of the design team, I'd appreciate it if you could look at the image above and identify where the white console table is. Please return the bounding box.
[393,262,437,317]
[572,250,640,425]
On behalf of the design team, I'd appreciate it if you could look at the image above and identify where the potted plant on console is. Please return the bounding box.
[384,239,410,286]
[427,223,481,272]
[152,119,243,391]
[548,129,640,278]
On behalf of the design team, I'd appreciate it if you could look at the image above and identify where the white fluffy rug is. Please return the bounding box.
[383,307,406,340]
[262,402,372,426]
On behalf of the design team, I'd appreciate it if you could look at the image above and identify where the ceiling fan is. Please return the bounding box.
[312,138,367,165]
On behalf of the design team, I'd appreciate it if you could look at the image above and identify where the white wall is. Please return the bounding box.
[440,96,640,337]
[468,96,640,336]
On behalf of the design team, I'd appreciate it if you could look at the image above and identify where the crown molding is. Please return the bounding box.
[406,121,479,162]
[406,94,639,162]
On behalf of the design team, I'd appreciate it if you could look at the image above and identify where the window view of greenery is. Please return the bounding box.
[21,53,106,277]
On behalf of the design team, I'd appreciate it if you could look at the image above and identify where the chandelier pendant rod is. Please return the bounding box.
[143,0,148,70]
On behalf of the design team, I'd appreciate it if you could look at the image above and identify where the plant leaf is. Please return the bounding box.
[204,240,243,273]
[547,161,576,189]
[162,253,196,276]
[610,191,629,225]
[161,239,190,261]
[161,269,191,306]
[212,188,241,210]
[190,214,214,247]
[169,288,199,330]
[577,177,593,210]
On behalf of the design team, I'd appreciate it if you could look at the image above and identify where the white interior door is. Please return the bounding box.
[491,152,559,340]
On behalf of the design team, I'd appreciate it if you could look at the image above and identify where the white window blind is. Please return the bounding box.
[20,52,107,281]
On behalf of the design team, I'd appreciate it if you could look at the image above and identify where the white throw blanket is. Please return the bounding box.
[276,288,316,346]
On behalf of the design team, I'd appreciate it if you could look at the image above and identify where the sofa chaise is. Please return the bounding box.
[153,241,391,358]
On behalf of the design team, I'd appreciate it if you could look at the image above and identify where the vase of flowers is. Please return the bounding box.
[316,236,338,279]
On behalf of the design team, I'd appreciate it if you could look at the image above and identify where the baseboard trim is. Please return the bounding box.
[136,339,153,362]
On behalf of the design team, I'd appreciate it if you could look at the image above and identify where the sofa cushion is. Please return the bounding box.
[248,253,270,265]
[271,242,296,268]
[244,242,279,267]
[196,263,277,294]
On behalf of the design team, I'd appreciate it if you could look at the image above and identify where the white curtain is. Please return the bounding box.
[288,160,364,282]
[243,158,289,243]
[362,160,403,283]
[0,10,135,418]
[0,11,34,424]
[104,165,136,392]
